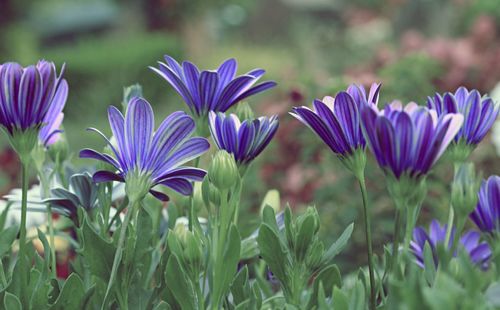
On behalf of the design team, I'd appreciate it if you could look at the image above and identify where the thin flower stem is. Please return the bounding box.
[18,161,29,306]
[102,200,136,310]
[46,204,57,278]
[444,206,454,247]
[358,177,376,310]
[41,172,58,279]
[391,208,403,277]
[189,157,201,231]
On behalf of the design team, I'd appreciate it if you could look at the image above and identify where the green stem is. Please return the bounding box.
[0,259,7,289]
[189,157,201,231]
[18,161,29,306]
[40,172,57,279]
[232,180,243,225]
[211,189,229,310]
[358,177,376,310]
[101,200,136,310]
[390,208,403,277]
[444,206,454,248]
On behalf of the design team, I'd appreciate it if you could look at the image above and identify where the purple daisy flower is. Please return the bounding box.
[470,175,500,234]
[80,97,210,201]
[427,86,499,146]
[290,83,380,158]
[208,111,278,166]
[151,55,276,117]
[361,101,463,179]
[410,220,491,269]
[0,61,68,141]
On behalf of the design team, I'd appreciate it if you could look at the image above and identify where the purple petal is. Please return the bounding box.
[93,170,124,183]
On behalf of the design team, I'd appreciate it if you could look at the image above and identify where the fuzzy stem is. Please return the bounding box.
[101,200,136,310]
[358,177,376,310]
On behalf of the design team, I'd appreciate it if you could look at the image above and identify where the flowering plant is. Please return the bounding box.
[0,55,498,310]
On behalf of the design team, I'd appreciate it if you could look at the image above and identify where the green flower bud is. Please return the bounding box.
[122,84,143,111]
[173,219,204,272]
[234,102,254,120]
[31,143,46,172]
[451,163,480,217]
[47,132,70,164]
[208,150,239,191]
[259,189,280,215]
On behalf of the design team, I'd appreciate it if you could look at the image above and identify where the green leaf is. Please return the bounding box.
[49,274,85,309]
[231,265,249,305]
[3,292,21,310]
[423,242,436,284]
[332,287,348,310]
[486,282,500,307]
[294,215,316,262]
[262,206,279,233]
[153,300,172,310]
[307,264,341,309]
[321,223,354,265]
[78,217,115,281]
[214,225,241,306]
[164,254,196,310]
[315,264,342,294]
[348,282,365,310]
[0,226,18,257]
[240,237,259,260]
[257,223,290,284]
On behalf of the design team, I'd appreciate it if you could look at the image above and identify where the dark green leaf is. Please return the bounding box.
[257,223,290,284]
[0,226,18,257]
[78,217,115,281]
[321,223,354,265]
[3,292,21,310]
[164,254,196,310]
[49,274,85,309]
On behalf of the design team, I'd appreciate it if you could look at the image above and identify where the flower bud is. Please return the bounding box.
[208,150,239,190]
[234,102,254,120]
[47,133,70,164]
[122,84,143,112]
[259,189,280,215]
[451,163,480,217]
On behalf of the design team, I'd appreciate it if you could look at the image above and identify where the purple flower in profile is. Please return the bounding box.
[361,102,463,180]
[411,220,491,269]
[80,97,210,201]
[290,83,380,158]
[427,87,499,146]
[151,55,276,117]
[208,112,278,166]
[470,175,500,234]
[0,61,68,141]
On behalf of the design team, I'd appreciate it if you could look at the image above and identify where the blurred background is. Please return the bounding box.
[1,0,500,271]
